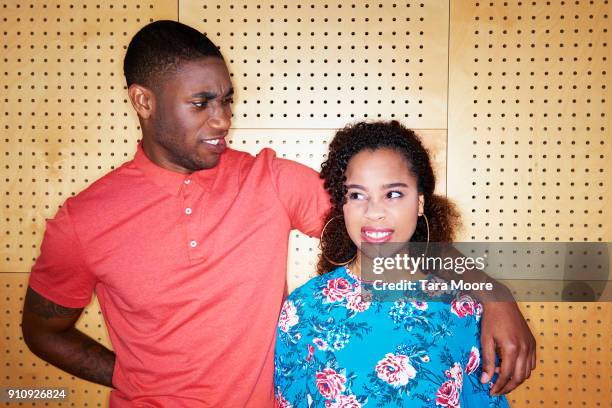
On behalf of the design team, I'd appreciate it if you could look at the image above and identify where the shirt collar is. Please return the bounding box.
[133,143,220,196]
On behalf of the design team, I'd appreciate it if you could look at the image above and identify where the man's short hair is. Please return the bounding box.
[123,20,223,89]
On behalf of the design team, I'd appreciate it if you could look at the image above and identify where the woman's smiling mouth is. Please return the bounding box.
[361,227,394,243]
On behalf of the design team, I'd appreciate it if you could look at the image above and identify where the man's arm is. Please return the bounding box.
[21,287,115,387]
[430,246,536,395]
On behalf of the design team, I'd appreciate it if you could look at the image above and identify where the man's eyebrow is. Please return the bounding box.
[191,88,234,99]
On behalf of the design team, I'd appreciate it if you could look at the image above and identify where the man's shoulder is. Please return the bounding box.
[223,146,275,166]
[222,146,294,180]
[62,158,142,213]
[224,146,308,169]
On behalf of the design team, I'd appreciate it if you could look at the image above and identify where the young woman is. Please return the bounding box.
[274,121,509,407]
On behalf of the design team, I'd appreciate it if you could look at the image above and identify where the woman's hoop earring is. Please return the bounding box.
[320,215,357,266]
[420,213,430,245]
[419,213,430,256]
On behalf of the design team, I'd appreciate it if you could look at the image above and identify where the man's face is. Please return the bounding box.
[148,57,233,172]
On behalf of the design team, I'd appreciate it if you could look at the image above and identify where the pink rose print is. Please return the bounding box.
[315,368,347,400]
[323,278,354,302]
[411,300,428,311]
[450,294,477,318]
[435,380,460,407]
[278,300,299,332]
[465,346,480,375]
[327,394,362,408]
[375,353,416,387]
[276,388,293,408]
[420,354,430,363]
[346,291,371,312]
[445,362,463,388]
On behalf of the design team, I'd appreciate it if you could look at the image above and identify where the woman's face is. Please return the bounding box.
[343,148,424,254]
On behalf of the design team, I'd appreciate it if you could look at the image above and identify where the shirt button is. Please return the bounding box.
[185,208,192,215]
[184,179,191,185]
[189,240,197,248]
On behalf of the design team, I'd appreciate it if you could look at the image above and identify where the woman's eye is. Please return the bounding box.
[348,192,365,200]
[387,191,403,199]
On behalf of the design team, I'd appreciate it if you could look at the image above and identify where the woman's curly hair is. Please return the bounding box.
[317,120,461,275]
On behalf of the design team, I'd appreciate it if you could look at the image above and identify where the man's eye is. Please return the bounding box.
[191,101,208,108]
[387,191,403,199]
[222,98,234,105]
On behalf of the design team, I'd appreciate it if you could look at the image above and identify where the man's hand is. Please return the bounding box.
[480,300,536,396]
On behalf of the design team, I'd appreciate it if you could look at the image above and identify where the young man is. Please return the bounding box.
[22,21,535,407]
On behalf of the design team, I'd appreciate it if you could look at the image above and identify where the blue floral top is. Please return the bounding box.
[274,266,509,408]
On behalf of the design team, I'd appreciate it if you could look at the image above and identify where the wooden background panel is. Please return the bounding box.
[180,0,449,129]
[448,1,611,406]
[447,0,610,243]
[512,302,611,407]
[0,0,610,407]
[1,0,177,273]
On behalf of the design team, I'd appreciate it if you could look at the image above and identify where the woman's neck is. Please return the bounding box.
[348,254,362,277]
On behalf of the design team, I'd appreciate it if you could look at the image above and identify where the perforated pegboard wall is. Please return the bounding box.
[1,1,610,407]
[446,1,611,406]
[447,0,610,243]
[180,0,449,128]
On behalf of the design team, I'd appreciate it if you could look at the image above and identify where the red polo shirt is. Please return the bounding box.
[29,145,329,407]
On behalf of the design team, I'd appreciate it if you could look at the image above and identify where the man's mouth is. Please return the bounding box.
[200,137,227,153]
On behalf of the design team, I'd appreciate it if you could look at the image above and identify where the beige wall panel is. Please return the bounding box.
[511,302,611,407]
[1,0,176,273]
[447,0,610,242]
[180,0,449,129]
[1,0,609,406]
[448,1,611,406]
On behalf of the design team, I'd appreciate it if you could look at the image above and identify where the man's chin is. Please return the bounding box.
[192,154,222,171]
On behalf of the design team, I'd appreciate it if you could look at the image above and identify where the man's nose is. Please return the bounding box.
[208,106,231,130]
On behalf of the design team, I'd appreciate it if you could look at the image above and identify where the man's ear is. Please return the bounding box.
[128,84,155,120]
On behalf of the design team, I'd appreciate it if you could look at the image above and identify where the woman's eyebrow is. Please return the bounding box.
[382,182,409,189]
[346,182,409,190]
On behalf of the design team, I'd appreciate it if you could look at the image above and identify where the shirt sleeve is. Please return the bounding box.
[264,148,331,237]
[28,200,96,308]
